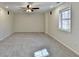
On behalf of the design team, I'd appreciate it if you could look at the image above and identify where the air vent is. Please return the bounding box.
[8,11,9,15]
[50,11,52,15]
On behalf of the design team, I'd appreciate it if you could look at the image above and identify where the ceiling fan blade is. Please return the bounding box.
[32,8,39,9]
[20,7,27,9]
[27,5,30,8]
[31,9,34,12]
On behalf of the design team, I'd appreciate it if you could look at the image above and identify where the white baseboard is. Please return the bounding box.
[46,32,79,56]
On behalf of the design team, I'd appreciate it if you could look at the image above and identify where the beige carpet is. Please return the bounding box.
[0,32,78,57]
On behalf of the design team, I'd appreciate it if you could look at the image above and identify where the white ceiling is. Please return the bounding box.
[0,2,62,13]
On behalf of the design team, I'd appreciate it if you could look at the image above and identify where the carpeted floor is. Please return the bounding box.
[0,32,78,57]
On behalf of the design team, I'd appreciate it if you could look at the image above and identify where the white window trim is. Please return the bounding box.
[59,7,72,32]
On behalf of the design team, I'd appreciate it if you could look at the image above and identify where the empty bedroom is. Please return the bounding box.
[0,2,79,57]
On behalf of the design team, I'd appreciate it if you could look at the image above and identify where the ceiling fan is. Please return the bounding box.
[21,3,39,12]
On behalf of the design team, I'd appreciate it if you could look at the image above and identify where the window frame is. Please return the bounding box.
[59,7,72,32]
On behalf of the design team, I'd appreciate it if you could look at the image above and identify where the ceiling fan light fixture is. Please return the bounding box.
[26,9,32,12]
[21,3,39,13]
[29,5,32,8]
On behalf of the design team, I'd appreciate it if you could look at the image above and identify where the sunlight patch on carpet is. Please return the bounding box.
[34,48,49,57]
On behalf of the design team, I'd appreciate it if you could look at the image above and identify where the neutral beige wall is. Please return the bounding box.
[14,13,45,32]
[0,7,14,40]
[45,12,49,34]
[45,2,79,55]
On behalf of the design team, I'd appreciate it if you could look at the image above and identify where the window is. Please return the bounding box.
[59,7,71,32]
